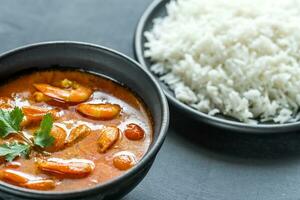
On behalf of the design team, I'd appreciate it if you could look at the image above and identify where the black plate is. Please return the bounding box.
[134,0,300,134]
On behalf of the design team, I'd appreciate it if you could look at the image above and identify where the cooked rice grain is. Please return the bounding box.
[145,0,300,123]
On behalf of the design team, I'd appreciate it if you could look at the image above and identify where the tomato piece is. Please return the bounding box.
[124,123,145,140]
[113,152,136,170]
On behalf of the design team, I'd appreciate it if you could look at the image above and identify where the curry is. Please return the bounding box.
[0,70,152,191]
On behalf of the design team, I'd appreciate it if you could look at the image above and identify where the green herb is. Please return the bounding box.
[34,113,54,148]
[0,142,30,162]
[0,108,55,162]
[0,107,24,138]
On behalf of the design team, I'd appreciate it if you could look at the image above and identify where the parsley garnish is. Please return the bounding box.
[34,113,55,148]
[0,142,30,162]
[0,107,24,138]
[0,108,54,162]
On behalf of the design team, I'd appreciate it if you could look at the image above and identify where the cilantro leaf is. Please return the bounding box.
[0,142,30,162]
[0,107,24,138]
[34,113,54,148]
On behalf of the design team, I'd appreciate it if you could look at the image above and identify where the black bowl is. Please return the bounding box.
[0,41,169,200]
[134,0,300,134]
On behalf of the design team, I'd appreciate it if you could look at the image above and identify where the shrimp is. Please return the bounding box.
[97,126,120,153]
[33,79,92,103]
[22,106,60,123]
[36,158,95,178]
[76,103,121,120]
[66,124,91,144]
[45,125,67,152]
[0,169,28,184]
[0,169,55,190]
[5,161,21,169]
[22,179,55,190]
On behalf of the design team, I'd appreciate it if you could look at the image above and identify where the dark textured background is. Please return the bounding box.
[1,0,300,199]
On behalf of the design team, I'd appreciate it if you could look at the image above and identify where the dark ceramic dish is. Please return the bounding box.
[0,41,169,200]
[134,0,300,134]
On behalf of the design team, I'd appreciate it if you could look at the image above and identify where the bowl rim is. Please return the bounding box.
[0,41,170,198]
[133,0,300,133]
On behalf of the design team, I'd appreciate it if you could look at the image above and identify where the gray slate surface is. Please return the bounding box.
[1,0,300,199]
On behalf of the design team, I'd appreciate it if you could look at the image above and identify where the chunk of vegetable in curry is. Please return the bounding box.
[0,70,152,191]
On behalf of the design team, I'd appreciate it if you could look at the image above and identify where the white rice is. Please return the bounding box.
[144,0,300,123]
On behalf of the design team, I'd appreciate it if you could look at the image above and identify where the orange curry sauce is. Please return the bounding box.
[0,70,153,191]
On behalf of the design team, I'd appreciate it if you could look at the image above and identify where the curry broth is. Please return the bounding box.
[0,70,153,191]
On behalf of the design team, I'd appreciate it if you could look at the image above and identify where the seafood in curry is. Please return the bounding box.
[0,70,152,191]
